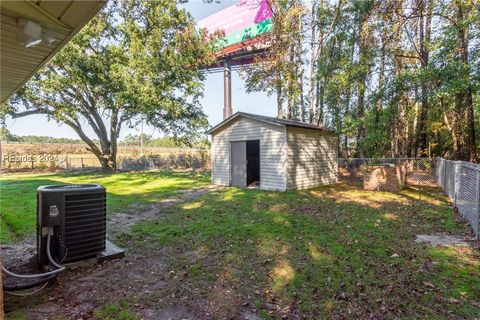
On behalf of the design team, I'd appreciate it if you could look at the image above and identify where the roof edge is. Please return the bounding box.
[207,112,336,134]
[206,112,282,134]
[1,0,107,104]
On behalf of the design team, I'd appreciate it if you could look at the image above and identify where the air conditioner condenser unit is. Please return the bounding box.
[37,184,123,269]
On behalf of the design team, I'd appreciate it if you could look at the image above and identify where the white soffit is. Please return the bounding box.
[1,0,107,103]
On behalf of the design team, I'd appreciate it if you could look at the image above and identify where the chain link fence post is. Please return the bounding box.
[443,159,447,191]
[476,169,480,240]
[454,161,459,207]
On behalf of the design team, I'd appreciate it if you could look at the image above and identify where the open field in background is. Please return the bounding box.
[1,142,210,172]
[1,142,207,156]
[0,171,210,243]
[3,171,479,319]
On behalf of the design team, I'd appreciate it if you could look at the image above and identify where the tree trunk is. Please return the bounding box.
[355,6,370,158]
[375,20,386,132]
[456,0,477,162]
[415,0,432,157]
[276,75,283,118]
[394,0,407,157]
[441,98,462,160]
[308,0,318,124]
[317,81,324,126]
[300,76,306,122]
[465,88,477,162]
[287,42,295,120]
[296,20,305,122]
[356,83,366,158]
[99,154,116,171]
[454,93,466,160]
[314,7,325,126]
[374,20,386,154]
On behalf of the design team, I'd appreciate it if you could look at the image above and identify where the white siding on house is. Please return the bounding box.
[211,117,287,191]
[286,127,338,189]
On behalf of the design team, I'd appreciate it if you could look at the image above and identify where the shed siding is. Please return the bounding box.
[286,127,338,189]
[211,117,286,191]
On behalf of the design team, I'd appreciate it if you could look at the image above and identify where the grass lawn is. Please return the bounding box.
[2,171,479,319]
[0,171,210,243]
[121,183,479,319]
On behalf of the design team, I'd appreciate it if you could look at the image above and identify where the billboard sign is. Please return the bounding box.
[198,0,273,55]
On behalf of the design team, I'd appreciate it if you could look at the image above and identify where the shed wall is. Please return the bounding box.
[286,127,338,189]
[211,117,286,191]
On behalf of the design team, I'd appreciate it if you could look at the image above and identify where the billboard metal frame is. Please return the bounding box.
[198,0,272,119]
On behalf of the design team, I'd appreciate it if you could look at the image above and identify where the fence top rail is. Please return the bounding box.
[2,155,210,162]
[437,158,480,171]
[1,140,207,151]
[338,157,433,161]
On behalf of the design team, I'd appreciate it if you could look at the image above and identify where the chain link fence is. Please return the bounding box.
[1,152,211,173]
[118,154,210,171]
[338,158,437,186]
[338,157,479,238]
[436,158,480,239]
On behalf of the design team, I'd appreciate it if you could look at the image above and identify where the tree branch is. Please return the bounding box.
[64,118,102,158]
[10,109,51,118]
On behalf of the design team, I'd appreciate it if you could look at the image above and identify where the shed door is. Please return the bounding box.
[231,141,246,187]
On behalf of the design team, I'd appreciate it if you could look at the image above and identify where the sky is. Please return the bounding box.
[5,0,276,140]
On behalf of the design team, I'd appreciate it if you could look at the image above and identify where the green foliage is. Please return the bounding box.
[17,136,85,144]
[93,301,139,320]
[239,0,306,119]
[240,0,479,160]
[3,0,217,169]
[0,127,18,141]
[0,130,86,144]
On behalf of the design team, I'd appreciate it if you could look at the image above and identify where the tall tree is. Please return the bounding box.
[233,0,479,161]
[240,0,305,119]
[308,0,318,123]
[354,0,374,157]
[455,0,477,162]
[2,0,216,170]
[414,0,434,157]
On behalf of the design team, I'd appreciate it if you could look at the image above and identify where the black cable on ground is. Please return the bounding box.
[3,273,57,291]
[2,229,65,292]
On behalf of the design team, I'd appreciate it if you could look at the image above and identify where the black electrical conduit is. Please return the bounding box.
[2,229,65,291]
[3,273,58,291]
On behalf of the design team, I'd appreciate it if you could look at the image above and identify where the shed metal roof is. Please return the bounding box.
[207,112,335,134]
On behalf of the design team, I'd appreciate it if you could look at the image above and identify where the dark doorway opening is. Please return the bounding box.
[246,140,260,186]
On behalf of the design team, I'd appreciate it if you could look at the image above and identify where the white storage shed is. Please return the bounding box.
[207,112,338,191]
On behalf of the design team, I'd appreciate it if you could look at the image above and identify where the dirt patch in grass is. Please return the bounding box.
[1,184,219,271]
[108,185,220,235]
[3,186,220,320]
[415,234,475,247]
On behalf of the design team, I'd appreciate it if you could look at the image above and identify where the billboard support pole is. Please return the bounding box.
[223,58,232,119]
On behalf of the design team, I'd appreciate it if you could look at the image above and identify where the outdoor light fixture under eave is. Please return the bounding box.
[17,18,56,48]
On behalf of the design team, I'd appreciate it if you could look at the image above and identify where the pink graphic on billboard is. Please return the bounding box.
[198,0,273,37]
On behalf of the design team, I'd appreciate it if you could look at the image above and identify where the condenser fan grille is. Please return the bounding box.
[64,192,106,263]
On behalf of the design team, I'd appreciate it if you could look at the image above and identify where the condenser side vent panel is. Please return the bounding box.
[64,192,106,263]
